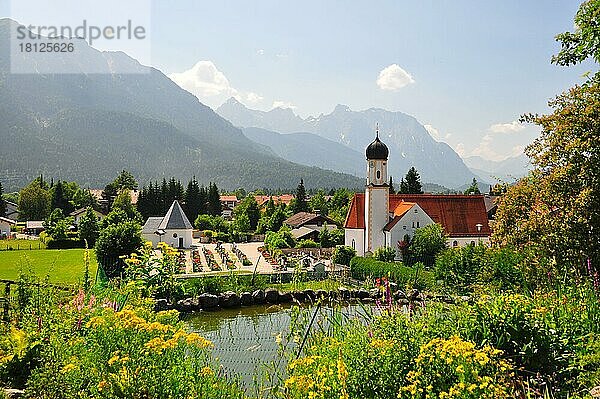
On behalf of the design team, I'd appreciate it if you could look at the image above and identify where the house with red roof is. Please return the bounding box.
[344,130,490,259]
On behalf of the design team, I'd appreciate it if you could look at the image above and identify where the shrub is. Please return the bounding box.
[350,257,434,290]
[296,239,319,248]
[408,223,447,266]
[95,221,144,278]
[434,245,524,293]
[331,246,356,266]
[374,246,396,262]
[45,238,86,249]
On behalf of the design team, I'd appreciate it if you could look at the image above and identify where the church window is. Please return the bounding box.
[412,221,415,228]
[453,240,458,247]
[351,239,355,249]
[417,221,420,228]
[376,170,381,179]
[403,226,406,230]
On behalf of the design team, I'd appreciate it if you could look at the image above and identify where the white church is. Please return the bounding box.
[142,200,194,249]
[344,130,491,259]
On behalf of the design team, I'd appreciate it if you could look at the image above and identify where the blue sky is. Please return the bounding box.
[3,0,596,161]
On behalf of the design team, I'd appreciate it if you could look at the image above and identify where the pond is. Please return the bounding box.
[184,302,376,391]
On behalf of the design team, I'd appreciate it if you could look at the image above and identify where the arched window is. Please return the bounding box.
[351,239,356,249]
[453,240,458,247]
[376,170,381,179]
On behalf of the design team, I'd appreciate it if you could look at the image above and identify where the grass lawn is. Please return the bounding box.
[0,249,97,285]
[0,239,46,250]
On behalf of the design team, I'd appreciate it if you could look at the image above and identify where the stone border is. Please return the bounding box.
[155,288,460,313]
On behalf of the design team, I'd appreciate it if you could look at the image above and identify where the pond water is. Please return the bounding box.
[184,303,376,391]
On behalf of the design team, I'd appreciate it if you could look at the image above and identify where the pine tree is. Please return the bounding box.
[51,180,74,214]
[184,177,202,223]
[0,181,6,218]
[160,178,169,214]
[198,185,208,215]
[207,183,222,216]
[389,176,395,194]
[404,167,423,194]
[292,179,308,213]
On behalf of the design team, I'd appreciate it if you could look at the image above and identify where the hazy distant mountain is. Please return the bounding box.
[219,98,306,133]
[0,19,362,191]
[463,154,531,183]
[218,98,483,188]
[242,127,364,177]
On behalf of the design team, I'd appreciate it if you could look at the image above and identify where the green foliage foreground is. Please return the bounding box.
[284,283,600,399]
[0,284,244,399]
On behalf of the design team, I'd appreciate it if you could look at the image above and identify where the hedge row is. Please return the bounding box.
[46,239,87,249]
[349,256,435,290]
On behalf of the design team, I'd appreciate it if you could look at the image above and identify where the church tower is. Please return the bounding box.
[364,126,390,253]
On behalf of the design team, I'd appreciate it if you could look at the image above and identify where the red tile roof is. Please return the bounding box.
[345,194,491,237]
[254,194,295,206]
[220,195,238,202]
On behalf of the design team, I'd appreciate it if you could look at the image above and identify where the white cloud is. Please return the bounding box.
[169,60,264,109]
[489,120,525,134]
[424,124,451,142]
[244,92,264,104]
[454,143,466,157]
[256,49,265,55]
[169,61,237,99]
[471,134,498,160]
[376,64,415,91]
[271,100,297,110]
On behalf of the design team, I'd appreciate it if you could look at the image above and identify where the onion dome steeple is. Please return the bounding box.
[366,124,389,160]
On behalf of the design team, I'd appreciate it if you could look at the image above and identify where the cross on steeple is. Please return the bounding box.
[376,123,379,138]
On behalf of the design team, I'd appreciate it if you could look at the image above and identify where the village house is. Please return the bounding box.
[4,201,19,220]
[254,194,295,208]
[0,216,16,238]
[344,131,491,259]
[219,195,238,219]
[285,211,338,241]
[69,208,105,226]
[24,220,45,236]
[142,200,193,249]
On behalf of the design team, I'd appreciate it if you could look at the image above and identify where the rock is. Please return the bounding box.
[4,389,25,399]
[369,288,382,299]
[408,289,420,300]
[198,293,219,309]
[316,289,328,299]
[176,297,198,313]
[394,290,406,300]
[265,288,279,304]
[220,291,240,308]
[240,292,253,306]
[154,298,171,312]
[355,289,370,299]
[292,291,307,302]
[338,287,351,300]
[441,296,455,304]
[303,289,316,301]
[252,289,266,304]
[399,299,409,306]
[460,295,471,303]
[278,291,292,303]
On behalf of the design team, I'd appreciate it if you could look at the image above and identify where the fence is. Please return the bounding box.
[0,241,45,251]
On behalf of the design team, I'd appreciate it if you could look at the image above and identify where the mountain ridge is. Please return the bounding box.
[0,18,362,191]
[218,97,485,188]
